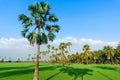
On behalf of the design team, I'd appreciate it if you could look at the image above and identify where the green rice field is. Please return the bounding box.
[0,63,120,80]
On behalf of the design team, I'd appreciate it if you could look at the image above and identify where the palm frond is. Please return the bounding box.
[51,25,60,32]
[21,28,28,37]
[45,25,60,32]
[19,14,32,28]
[37,32,48,44]
[27,32,37,46]
[43,2,50,13]
[45,25,51,32]
[48,32,55,41]
[48,14,58,22]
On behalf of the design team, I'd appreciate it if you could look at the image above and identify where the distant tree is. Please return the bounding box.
[103,45,115,64]
[17,58,21,62]
[66,42,72,52]
[47,44,51,54]
[1,58,4,63]
[83,44,90,64]
[116,43,120,62]
[59,43,67,66]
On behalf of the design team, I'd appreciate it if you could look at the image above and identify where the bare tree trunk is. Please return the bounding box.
[33,44,40,80]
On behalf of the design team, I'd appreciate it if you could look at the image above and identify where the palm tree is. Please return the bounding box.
[83,44,90,64]
[55,48,58,54]
[27,54,31,62]
[66,42,72,52]
[116,42,120,60]
[59,42,67,66]
[91,51,98,64]
[103,45,114,64]
[18,1,60,80]
[52,46,55,54]
[47,44,51,54]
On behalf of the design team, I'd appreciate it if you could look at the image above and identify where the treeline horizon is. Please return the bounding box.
[45,42,120,65]
[0,42,120,65]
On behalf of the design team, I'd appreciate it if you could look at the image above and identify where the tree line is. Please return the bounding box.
[46,42,120,65]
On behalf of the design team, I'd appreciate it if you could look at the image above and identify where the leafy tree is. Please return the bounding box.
[83,44,90,64]
[18,1,60,80]
[47,44,51,54]
[103,45,115,64]
[59,42,67,66]
[66,42,72,52]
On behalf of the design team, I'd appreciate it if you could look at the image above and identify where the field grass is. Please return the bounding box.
[0,63,120,80]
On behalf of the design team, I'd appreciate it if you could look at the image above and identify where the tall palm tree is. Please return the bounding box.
[59,42,67,66]
[47,44,51,54]
[83,44,90,64]
[103,45,114,64]
[18,1,60,80]
[91,51,98,64]
[116,42,120,58]
[52,46,55,54]
[66,42,72,52]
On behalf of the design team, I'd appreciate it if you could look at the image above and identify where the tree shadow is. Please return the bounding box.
[94,66,120,80]
[95,66,116,70]
[0,65,34,71]
[0,64,61,78]
[94,66,120,73]
[97,71,113,80]
[60,67,93,80]
[0,68,34,78]
[40,65,61,71]
[46,72,61,80]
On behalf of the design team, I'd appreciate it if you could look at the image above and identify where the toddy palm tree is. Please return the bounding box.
[59,42,67,66]
[103,45,114,64]
[47,44,51,54]
[18,1,60,80]
[83,44,90,64]
[66,42,72,52]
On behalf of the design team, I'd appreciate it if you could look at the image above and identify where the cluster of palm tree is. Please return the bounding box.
[46,42,72,66]
[67,43,120,64]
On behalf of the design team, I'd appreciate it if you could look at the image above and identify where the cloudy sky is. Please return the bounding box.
[0,0,120,61]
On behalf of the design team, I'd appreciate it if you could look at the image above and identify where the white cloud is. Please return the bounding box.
[53,37,119,52]
[0,38,35,61]
[0,37,119,61]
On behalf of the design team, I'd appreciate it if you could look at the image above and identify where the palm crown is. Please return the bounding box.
[19,1,60,46]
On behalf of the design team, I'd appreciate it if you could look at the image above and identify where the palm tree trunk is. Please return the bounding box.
[86,56,88,65]
[111,56,114,64]
[61,48,66,66]
[33,44,40,80]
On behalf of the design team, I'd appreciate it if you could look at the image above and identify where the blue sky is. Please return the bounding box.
[0,0,120,60]
[0,0,120,41]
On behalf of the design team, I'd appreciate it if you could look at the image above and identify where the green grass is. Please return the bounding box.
[0,63,120,80]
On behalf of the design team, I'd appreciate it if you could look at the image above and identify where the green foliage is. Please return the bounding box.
[19,1,60,46]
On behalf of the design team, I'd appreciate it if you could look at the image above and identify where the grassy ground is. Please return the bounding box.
[0,63,120,80]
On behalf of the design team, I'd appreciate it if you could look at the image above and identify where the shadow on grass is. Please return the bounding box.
[0,65,34,71]
[97,71,113,80]
[40,65,61,71]
[60,67,93,80]
[0,68,34,78]
[46,72,61,80]
[95,66,120,73]
[0,65,61,78]
[94,66,120,80]
[95,66,116,70]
